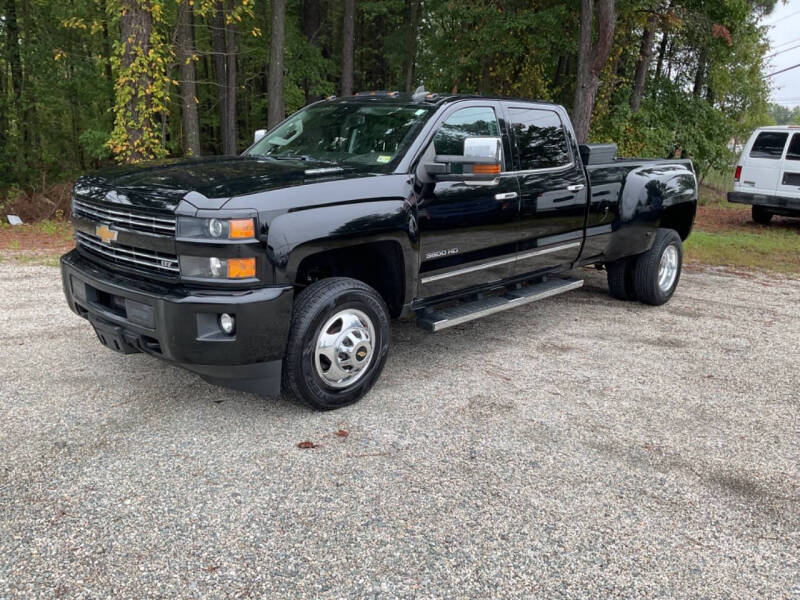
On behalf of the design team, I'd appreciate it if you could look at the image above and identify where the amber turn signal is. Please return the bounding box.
[473,163,501,175]
[227,257,256,279]
[229,218,256,239]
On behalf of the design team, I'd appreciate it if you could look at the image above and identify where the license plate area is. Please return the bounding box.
[93,288,128,317]
[74,278,156,329]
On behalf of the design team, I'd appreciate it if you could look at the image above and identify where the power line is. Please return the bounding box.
[771,36,800,50]
[767,44,800,59]
[766,62,800,77]
[766,8,800,26]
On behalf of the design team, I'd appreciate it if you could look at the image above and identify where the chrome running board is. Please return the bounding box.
[416,278,583,332]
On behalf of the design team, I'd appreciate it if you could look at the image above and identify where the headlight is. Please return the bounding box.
[180,256,256,279]
[177,216,255,240]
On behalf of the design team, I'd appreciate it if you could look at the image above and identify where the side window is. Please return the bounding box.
[433,107,500,156]
[786,134,800,161]
[508,108,571,170]
[750,132,789,159]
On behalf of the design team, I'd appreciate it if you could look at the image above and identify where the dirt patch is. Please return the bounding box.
[0,222,74,254]
[695,202,800,235]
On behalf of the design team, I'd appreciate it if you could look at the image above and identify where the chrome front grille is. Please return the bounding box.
[73,199,176,235]
[75,231,179,276]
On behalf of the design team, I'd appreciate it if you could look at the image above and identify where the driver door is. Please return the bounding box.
[416,103,521,299]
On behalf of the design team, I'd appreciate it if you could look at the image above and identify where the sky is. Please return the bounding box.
[765,0,800,107]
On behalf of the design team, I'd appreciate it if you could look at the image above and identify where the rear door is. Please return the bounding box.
[416,102,521,298]
[504,104,586,276]
[741,130,790,195]
[775,132,800,199]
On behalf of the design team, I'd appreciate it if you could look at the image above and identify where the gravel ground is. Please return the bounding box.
[1,263,798,599]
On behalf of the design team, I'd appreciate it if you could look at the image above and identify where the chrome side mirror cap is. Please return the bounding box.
[425,136,503,181]
[462,137,502,163]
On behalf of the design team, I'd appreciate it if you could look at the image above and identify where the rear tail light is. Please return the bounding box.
[734,165,742,182]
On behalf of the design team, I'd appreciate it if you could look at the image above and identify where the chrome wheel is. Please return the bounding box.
[658,245,679,293]
[314,309,376,389]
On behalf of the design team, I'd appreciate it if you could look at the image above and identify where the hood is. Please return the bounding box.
[73,156,359,212]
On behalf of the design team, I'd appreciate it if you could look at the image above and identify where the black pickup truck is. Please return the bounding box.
[61,91,697,409]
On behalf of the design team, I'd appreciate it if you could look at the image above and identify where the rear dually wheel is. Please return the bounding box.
[632,228,683,306]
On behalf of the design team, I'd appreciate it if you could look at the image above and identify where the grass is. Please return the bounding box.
[699,168,734,194]
[7,253,62,267]
[685,229,800,275]
[38,219,67,236]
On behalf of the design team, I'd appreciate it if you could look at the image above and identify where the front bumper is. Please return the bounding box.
[728,191,800,216]
[60,249,294,395]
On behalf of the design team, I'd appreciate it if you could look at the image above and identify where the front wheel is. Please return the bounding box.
[282,277,390,410]
[752,205,773,225]
[633,228,683,306]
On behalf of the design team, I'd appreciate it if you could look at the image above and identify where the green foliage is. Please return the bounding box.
[0,0,783,192]
[79,129,113,162]
[418,0,570,101]
[768,103,800,125]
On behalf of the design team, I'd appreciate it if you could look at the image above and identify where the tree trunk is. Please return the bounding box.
[666,37,675,79]
[19,0,39,156]
[268,0,286,128]
[693,48,707,98]
[4,0,24,163]
[302,0,322,43]
[403,0,421,92]
[118,0,155,163]
[341,0,355,96]
[630,15,657,113]
[572,0,617,143]
[224,0,237,153]
[211,2,229,153]
[68,61,84,168]
[102,2,115,112]
[0,56,6,155]
[653,30,668,83]
[302,0,322,102]
[177,0,201,156]
[553,55,567,88]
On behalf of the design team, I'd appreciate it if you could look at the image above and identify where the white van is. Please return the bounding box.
[729,126,800,223]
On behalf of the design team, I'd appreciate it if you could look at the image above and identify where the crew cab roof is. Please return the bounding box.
[322,92,563,109]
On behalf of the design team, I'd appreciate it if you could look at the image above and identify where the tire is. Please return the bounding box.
[282,277,390,410]
[752,205,773,225]
[632,228,683,306]
[606,257,637,301]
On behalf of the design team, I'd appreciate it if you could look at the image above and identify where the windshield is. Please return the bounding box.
[246,103,434,171]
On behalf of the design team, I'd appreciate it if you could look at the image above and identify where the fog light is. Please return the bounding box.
[219,313,235,335]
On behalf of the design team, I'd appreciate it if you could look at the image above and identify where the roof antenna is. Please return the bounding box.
[412,85,427,102]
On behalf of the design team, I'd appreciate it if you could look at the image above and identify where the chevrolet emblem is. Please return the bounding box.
[96,224,118,244]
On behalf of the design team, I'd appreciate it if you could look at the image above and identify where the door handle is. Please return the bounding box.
[494,191,518,201]
[566,184,585,192]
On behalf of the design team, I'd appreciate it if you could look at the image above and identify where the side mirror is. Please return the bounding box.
[425,136,502,181]
[254,129,267,143]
